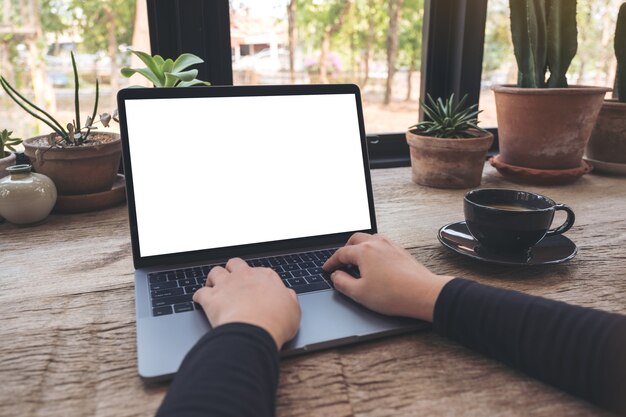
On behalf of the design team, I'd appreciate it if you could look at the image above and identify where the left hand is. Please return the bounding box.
[193,258,301,350]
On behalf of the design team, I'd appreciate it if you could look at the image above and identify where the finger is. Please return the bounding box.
[225,257,249,272]
[323,245,362,271]
[331,270,361,300]
[207,266,229,287]
[193,286,213,305]
[346,232,374,246]
[373,233,391,243]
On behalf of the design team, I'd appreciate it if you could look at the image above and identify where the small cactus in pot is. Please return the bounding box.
[490,0,610,184]
[406,94,493,189]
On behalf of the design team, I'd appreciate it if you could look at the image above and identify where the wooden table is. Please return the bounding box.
[2,164,625,417]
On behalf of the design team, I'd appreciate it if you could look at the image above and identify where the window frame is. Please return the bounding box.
[146,0,494,168]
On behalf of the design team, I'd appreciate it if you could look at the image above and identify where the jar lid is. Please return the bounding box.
[6,164,32,174]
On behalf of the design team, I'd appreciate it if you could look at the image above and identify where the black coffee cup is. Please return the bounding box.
[464,189,575,251]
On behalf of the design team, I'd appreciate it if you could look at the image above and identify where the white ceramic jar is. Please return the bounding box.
[0,164,57,225]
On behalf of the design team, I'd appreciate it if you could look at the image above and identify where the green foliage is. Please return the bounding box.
[0,52,113,146]
[70,0,135,54]
[409,94,487,139]
[121,50,211,87]
[398,0,424,69]
[0,129,22,156]
[509,0,577,88]
[483,1,514,74]
[616,3,626,102]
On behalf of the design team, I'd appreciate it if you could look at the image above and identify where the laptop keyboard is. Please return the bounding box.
[148,248,337,317]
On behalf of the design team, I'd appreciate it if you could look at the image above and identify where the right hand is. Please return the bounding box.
[323,233,453,322]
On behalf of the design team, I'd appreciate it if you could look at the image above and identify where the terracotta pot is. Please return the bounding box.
[0,151,16,179]
[406,130,494,189]
[493,85,610,170]
[23,133,121,195]
[586,99,626,164]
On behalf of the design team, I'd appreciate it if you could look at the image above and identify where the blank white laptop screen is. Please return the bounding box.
[125,93,372,258]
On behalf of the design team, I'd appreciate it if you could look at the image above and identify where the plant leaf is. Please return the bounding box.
[164,73,180,87]
[128,49,165,85]
[170,69,199,82]
[121,67,163,86]
[172,53,204,72]
[162,59,175,74]
[177,80,211,87]
[153,55,165,66]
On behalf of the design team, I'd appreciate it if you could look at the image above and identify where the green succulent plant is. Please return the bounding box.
[0,52,114,146]
[409,94,487,139]
[121,50,211,87]
[0,129,22,156]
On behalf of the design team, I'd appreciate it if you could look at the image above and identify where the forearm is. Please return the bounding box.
[433,278,626,415]
[156,323,280,417]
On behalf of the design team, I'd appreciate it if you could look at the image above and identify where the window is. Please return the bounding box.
[0,0,149,141]
[480,0,622,127]
[229,0,425,135]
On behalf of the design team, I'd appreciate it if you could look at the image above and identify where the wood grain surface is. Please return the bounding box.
[1,164,624,417]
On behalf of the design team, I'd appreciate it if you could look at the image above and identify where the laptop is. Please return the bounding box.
[117,84,426,382]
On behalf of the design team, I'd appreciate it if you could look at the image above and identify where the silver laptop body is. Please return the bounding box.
[117,84,425,382]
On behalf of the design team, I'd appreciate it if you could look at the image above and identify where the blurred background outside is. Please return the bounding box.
[0,0,622,144]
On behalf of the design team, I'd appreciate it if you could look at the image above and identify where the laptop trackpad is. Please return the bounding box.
[282,290,422,354]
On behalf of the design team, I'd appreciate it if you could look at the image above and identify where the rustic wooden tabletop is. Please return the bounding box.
[1,164,624,417]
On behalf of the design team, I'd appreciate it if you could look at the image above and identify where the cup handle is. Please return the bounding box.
[545,204,575,237]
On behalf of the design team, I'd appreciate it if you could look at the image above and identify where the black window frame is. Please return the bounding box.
[146,0,496,168]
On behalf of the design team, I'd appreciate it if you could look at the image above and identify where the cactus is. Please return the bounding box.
[616,3,626,102]
[509,0,577,88]
[546,0,578,87]
[510,0,547,87]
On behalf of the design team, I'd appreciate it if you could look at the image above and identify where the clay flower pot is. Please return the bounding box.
[23,132,121,195]
[406,129,494,189]
[492,85,609,183]
[586,99,626,164]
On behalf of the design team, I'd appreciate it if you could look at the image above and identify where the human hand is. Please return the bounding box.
[193,258,301,350]
[323,233,453,322]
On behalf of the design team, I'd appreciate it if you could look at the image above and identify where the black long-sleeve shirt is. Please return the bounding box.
[156,278,626,416]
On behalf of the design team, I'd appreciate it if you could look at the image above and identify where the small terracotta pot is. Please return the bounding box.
[406,130,494,189]
[23,133,121,195]
[0,151,16,179]
[586,99,626,164]
[493,85,610,170]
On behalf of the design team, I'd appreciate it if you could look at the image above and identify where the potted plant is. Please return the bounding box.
[490,0,610,184]
[0,129,21,179]
[585,2,626,171]
[121,50,211,87]
[406,94,494,189]
[1,52,121,199]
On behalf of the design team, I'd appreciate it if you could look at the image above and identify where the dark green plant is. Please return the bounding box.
[510,0,578,88]
[0,52,113,146]
[121,50,211,87]
[409,94,487,139]
[0,129,22,156]
[616,3,626,102]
